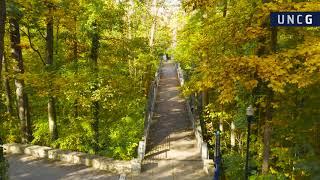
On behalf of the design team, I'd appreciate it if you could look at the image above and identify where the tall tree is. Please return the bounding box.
[46,3,58,141]
[259,0,276,175]
[90,21,100,153]
[9,7,33,142]
[0,0,7,178]
[145,0,162,95]
[0,0,5,79]
[73,16,79,118]
[261,24,278,177]
[2,56,13,115]
[149,0,157,47]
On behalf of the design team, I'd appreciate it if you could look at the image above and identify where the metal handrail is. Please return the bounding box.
[138,60,162,161]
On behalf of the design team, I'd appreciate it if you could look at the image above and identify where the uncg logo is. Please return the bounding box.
[270,12,320,27]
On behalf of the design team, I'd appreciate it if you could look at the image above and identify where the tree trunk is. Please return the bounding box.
[127,0,134,40]
[48,96,58,140]
[24,93,32,142]
[315,122,320,155]
[46,5,58,141]
[262,121,271,174]
[0,0,6,174]
[149,21,156,48]
[127,0,134,76]
[223,0,227,17]
[198,92,208,141]
[239,133,243,155]
[262,89,274,174]
[10,16,33,142]
[90,21,100,153]
[46,10,54,65]
[231,121,236,149]
[55,19,60,55]
[144,0,158,96]
[202,90,209,107]
[73,17,78,63]
[2,56,13,115]
[0,0,5,80]
[219,119,224,132]
[73,16,79,118]
[149,0,157,47]
[262,26,277,175]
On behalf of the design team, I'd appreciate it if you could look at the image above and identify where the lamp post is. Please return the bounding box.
[0,136,3,162]
[0,136,5,179]
[245,105,254,180]
[213,130,221,180]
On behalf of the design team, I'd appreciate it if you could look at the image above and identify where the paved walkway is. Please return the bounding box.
[129,61,210,180]
[7,154,119,180]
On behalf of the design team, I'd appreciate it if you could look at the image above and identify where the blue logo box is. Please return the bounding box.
[270,12,320,27]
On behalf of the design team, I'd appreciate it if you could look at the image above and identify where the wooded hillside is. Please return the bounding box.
[174,0,320,179]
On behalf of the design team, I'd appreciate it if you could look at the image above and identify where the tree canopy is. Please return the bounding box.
[0,0,172,160]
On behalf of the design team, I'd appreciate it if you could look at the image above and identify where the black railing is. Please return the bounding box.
[137,60,162,161]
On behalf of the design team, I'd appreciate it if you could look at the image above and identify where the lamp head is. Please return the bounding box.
[246,105,254,116]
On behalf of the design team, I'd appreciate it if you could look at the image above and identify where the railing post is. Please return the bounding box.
[201,142,209,159]
[138,140,145,161]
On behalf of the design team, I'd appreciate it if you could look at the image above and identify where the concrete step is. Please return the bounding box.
[128,159,211,180]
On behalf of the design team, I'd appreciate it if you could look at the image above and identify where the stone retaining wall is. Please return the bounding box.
[4,143,141,175]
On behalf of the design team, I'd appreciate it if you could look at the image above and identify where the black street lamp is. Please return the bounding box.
[0,136,5,179]
[245,105,254,180]
[0,136,3,162]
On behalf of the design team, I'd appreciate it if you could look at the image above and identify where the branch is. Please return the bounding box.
[21,27,46,66]
[100,36,123,41]
[37,28,46,40]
